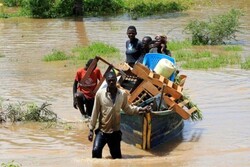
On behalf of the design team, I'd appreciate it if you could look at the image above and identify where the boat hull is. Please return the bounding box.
[121,110,184,149]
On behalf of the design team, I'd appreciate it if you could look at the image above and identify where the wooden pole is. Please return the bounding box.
[158,84,166,111]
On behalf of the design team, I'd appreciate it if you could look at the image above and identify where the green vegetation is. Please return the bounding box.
[169,40,246,70]
[185,9,242,45]
[241,56,250,70]
[168,39,192,51]
[43,50,69,62]
[83,0,124,16]
[43,42,120,62]
[1,160,21,167]
[73,41,120,60]
[0,101,57,123]
[223,45,243,51]
[123,0,193,19]
[1,0,193,18]
[181,53,241,69]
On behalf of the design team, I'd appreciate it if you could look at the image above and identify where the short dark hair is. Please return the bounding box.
[142,36,152,43]
[86,59,93,67]
[104,69,116,79]
[127,25,137,32]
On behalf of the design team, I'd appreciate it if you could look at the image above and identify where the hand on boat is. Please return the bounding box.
[139,105,152,114]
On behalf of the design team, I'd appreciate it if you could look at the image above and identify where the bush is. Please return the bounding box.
[185,9,242,45]
[3,0,22,7]
[83,0,124,16]
[22,0,53,18]
[53,0,75,17]
[125,1,189,18]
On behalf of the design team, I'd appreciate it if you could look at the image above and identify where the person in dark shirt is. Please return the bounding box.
[137,36,153,63]
[125,25,142,67]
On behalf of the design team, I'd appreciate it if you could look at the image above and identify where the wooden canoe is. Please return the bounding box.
[120,110,184,149]
[81,56,190,150]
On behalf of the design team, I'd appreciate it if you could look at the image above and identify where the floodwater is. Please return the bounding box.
[0,0,250,166]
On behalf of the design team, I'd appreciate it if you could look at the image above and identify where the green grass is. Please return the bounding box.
[174,50,212,62]
[168,40,192,51]
[241,56,250,69]
[223,45,243,51]
[72,41,120,61]
[170,40,245,69]
[41,40,248,70]
[43,50,69,62]
[181,53,241,69]
[42,41,120,68]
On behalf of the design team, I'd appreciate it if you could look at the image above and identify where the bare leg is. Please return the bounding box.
[75,91,86,115]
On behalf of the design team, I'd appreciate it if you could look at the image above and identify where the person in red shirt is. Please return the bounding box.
[73,59,102,118]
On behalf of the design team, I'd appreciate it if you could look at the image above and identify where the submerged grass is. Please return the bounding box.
[73,42,120,61]
[42,40,247,70]
[43,42,120,63]
[223,45,243,51]
[43,50,69,62]
[241,56,250,69]
[170,40,246,70]
[174,50,212,62]
[180,53,241,69]
[1,160,21,167]
[168,40,192,51]
[0,101,57,123]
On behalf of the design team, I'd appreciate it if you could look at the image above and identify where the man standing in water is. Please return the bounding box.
[73,59,102,119]
[88,70,151,159]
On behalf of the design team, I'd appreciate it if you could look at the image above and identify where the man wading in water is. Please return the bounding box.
[88,70,151,158]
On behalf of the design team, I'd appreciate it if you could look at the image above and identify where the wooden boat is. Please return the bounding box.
[121,110,184,149]
[83,55,199,150]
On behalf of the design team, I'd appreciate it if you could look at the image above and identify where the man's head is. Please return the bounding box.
[154,35,167,47]
[105,70,117,89]
[142,36,152,51]
[86,59,93,67]
[127,25,137,40]
[85,58,96,70]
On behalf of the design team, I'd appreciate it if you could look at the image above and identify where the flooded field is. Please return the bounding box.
[0,0,250,166]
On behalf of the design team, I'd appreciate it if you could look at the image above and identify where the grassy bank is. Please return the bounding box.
[42,42,121,65]
[169,40,249,70]
[42,40,249,70]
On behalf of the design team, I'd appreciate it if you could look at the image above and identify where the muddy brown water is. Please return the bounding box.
[0,0,250,166]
